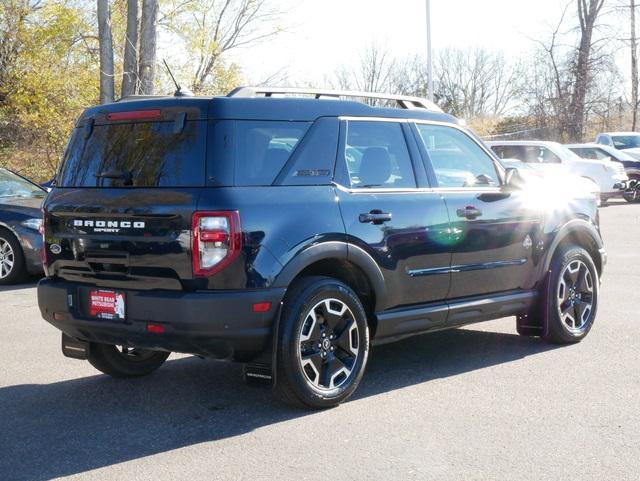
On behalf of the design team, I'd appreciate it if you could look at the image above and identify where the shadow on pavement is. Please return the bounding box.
[0,279,39,293]
[0,327,557,481]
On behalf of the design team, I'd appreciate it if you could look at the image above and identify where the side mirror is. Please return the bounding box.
[504,167,525,189]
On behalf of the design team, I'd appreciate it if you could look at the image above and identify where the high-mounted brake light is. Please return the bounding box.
[192,211,242,276]
[107,109,161,121]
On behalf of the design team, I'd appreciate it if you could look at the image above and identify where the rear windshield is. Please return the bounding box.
[58,120,205,187]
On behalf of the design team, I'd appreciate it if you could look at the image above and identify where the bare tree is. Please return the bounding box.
[524,1,618,141]
[138,0,158,95]
[166,0,282,93]
[121,0,139,97]
[329,44,397,106]
[350,44,396,93]
[631,0,639,129]
[568,0,606,141]
[430,48,522,118]
[97,0,115,103]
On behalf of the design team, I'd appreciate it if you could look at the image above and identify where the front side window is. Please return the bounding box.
[571,147,610,161]
[491,145,526,161]
[343,121,416,189]
[536,146,562,163]
[491,144,561,164]
[416,124,498,188]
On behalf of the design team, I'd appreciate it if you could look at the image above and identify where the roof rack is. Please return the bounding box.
[227,86,443,112]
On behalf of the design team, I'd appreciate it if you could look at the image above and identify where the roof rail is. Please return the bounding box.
[227,86,443,112]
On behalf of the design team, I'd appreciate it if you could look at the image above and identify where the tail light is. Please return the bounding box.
[192,211,242,276]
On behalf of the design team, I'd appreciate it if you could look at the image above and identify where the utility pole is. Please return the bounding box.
[426,0,434,101]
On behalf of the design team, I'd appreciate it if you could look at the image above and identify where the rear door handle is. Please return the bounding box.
[456,206,483,219]
[359,210,392,224]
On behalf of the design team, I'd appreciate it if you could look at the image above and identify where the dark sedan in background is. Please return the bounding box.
[0,168,46,284]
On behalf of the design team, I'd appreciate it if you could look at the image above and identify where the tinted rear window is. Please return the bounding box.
[234,121,310,186]
[58,121,205,187]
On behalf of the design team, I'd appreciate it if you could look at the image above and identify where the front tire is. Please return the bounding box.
[0,228,26,285]
[88,343,170,378]
[275,276,370,409]
[543,245,599,344]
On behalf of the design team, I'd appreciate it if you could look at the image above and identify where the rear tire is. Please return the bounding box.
[275,276,370,409]
[543,245,599,344]
[0,227,26,285]
[88,343,170,378]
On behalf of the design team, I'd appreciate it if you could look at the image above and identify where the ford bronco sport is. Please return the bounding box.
[38,87,606,409]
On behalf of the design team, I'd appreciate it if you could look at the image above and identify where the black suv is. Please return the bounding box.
[38,87,606,408]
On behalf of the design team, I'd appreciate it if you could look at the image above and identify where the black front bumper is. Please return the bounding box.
[38,278,285,361]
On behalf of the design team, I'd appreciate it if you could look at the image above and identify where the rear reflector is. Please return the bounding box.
[107,109,161,121]
[252,302,272,313]
[53,312,66,321]
[146,323,165,334]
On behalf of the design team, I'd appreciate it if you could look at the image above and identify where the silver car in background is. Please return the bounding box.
[486,140,628,203]
[595,132,640,160]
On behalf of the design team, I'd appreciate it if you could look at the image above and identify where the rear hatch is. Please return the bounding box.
[44,99,208,291]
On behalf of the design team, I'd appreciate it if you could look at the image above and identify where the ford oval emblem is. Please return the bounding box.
[50,244,62,255]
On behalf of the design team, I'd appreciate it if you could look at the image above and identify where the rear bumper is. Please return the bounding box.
[38,278,285,361]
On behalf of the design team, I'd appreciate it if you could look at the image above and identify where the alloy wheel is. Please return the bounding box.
[624,186,638,202]
[297,298,360,391]
[116,346,160,362]
[0,238,15,279]
[556,260,594,333]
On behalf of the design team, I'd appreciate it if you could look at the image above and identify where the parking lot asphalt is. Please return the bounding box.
[1,200,639,481]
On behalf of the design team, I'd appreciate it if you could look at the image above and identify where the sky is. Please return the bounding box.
[229,0,584,86]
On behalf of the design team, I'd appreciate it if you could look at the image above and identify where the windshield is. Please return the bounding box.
[612,135,640,150]
[0,169,46,199]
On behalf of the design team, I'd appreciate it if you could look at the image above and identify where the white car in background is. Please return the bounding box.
[486,140,628,203]
[595,132,640,160]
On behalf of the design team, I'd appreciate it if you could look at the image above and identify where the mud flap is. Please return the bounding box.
[242,302,283,386]
[242,363,273,385]
[516,271,551,337]
[61,333,90,360]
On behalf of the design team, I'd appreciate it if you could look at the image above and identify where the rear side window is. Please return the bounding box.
[344,121,416,189]
[58,121,205,187]
[234,121,310,186]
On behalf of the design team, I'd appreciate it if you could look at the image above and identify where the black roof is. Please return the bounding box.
[77,95,459,126]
